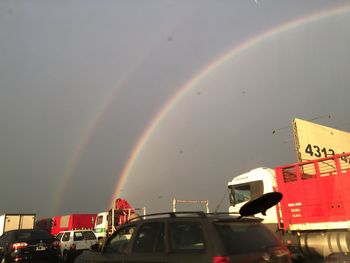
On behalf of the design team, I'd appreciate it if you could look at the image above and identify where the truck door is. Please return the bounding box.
[4,215,20,232]
[20,215,35,229]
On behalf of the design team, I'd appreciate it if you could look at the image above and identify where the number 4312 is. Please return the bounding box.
[305,144,335,158]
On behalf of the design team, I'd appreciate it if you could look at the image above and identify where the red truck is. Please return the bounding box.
[36,214,96,236]
[228,152,350,261]
[94,198,145,242]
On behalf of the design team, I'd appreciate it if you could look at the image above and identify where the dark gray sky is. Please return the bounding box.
[1,0,350,218]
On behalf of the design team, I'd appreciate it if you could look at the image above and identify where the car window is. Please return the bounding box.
[215,222,279,255]
[74,231,84,241]
[15,232,31,241]
[82,231,96,240]
[62,232,70,242]
[104,225,136,254]
[31,230,53,239]
[169,222,206,253]
[132,222,165,253]
[73,231,96,241]
[0,232,9,243]
[56,233,63,240]
[13,230,52,241]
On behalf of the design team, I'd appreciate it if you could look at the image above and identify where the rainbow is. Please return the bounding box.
[49,4,350,214]
[109,4,350,208]
[50,85,123,215]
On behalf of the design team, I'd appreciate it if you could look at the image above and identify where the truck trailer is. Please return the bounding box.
[228,152,350,261]
[48,214,96,236]
[0,214,36,236]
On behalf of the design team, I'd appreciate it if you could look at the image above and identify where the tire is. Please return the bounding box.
[62,250,69,262]
[98,237,105,247]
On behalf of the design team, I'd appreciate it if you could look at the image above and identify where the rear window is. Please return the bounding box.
[14,230,52,241]
[215,222,279,255]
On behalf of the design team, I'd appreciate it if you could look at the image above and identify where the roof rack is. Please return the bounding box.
[127,211,207,222]
[208,212,240,216]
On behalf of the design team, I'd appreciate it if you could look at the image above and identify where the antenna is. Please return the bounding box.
[214,188,230,214]
[272,114,331,134]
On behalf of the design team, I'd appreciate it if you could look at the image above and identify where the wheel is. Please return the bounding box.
[62,250,69,262]
[98,237,105,247]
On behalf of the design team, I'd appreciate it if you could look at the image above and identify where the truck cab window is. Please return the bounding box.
[230,181,263,205]
[96,215,104,225]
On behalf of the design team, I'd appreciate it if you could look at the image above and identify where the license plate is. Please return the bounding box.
[36,245,46,251]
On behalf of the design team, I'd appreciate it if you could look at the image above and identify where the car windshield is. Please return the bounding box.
[215,222,279,255]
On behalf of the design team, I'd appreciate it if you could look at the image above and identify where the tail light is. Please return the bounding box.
[214,256,231,263]
[70,243,76,250]
[14,257,23,262]
[12,242,28,250]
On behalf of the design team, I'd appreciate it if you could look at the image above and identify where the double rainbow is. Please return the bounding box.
[51,4,350,214]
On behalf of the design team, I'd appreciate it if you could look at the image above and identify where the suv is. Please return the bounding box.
[55,230,97,262]
[74,211,291,263]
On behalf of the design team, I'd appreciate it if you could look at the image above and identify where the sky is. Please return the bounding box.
[1,0,350,219]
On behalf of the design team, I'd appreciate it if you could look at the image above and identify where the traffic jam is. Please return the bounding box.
[1,119,350,263]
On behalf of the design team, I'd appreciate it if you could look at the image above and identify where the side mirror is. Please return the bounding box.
[239,192,283,217]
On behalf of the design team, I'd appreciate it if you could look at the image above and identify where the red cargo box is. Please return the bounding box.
[276,153,350,231]
[51,214,96,235]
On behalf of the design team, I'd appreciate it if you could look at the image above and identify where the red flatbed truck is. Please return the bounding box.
[275,152,350,259]
[228,152,350,261]
[94,198,144,243]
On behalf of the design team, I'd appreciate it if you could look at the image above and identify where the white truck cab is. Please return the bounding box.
[228,167,278,224]
[94,212,109,240]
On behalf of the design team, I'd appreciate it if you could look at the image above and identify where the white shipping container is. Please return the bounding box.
[0,214,36,236]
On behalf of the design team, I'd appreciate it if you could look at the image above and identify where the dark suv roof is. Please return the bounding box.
[74,211,291,263]
[128,211,263,221]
